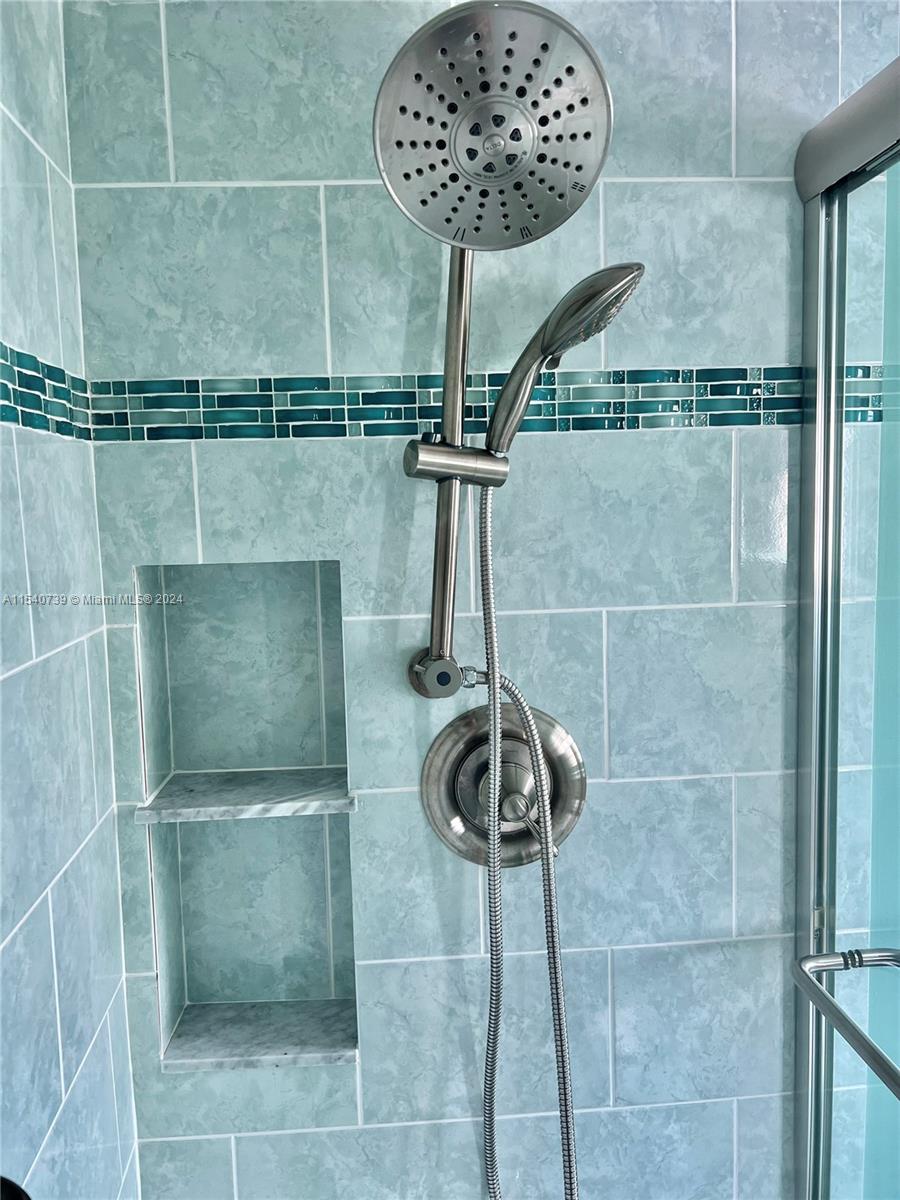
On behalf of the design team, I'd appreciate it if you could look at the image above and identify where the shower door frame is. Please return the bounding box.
[793,58,900,1200]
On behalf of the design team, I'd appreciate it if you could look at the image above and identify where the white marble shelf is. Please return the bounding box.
[134,767,356,824]
[161,997,359,1072]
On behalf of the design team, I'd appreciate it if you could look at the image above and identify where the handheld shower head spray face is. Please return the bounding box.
[373,1,612,252]
[486,262,644,453]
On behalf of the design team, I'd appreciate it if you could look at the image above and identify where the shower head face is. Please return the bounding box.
[374,1,612,252]
[540,262,644,359]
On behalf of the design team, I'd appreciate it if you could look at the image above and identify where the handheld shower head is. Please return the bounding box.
[486,261,643,453]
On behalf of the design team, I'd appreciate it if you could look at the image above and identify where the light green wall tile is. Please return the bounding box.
[117,809,155,973]
[318,561,347,766]
[840,0,900,100]
[0,0,68,172]
[327,812,355,999]
[47,167,83,376]
[135,565,172,794]
[64,0,169,184]
[86,630,115,813]
[139,1136,234,1200]
[149,823,186,1046]
[0,426,32,673]
[107,625,145,805]
[77,185,325,378]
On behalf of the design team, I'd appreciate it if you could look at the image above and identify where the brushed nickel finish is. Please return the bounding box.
[374,0,612,252]
[420,703,586,866]
[403,439,510,486]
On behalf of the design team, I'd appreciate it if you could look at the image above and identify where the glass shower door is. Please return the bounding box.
[830,156,899,1200]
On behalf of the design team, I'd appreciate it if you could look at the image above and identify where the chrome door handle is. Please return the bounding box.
[792,947,900,1099]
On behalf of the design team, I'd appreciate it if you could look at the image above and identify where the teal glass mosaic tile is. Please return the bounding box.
[0,343,888,442]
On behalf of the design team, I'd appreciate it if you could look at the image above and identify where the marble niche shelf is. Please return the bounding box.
[134,766,356,824]
[162,997,359,1072]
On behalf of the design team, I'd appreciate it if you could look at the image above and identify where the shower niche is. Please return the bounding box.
[132,560,358,1071]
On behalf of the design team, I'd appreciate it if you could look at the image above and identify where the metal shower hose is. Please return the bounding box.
[479,485,579,1200]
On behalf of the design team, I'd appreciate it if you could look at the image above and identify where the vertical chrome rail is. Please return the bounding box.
[408,246,474,698]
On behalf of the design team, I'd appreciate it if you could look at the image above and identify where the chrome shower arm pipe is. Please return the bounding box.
[441,245,473,447]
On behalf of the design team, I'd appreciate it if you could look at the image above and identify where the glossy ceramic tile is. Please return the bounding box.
[77,185,325,378]
[25,1025,122,1200]
[107,627,145,806]
[178,817,331,1002]
[149,824,186,1047]
[500,777,733,952]
[326,813,356,998]
[0,113,61,368]
[0,899,62,1184]
[164,562,323,771]
[107,986,136,1175]
[166,0,440,181]
[318,561,347,766]
[162,997,357,1070]
[51,812,122,1086]
[497,1102,734,1200]
[840,0,900,99]
[116,809,155,973]
[0,643,96,939]
[613,936,791,1103]
[138,1136,234,1200]
[833,933,872,1088]
[195,437,471,618]
[16,428,102,654]
[738,428,800,602]
[467,191,601,372]
[86,633,115,815]
[735,0,839,177]
[845,178,887,365]
[558,0,732,177]
[0,0,68,172]
[95,444,198,608]
[0,426,32,673]
[350,790,482,960]
[236,1120,484,1200]
[135,767,352,823]
[357,950,609,1122]
[47,168,83,376]
[119,1149,139,1200]
[326,186,449,374]
[837,600,875,766]
[135,566,171,795]
[343,615,479,791]
[607,603,797,777]
[482,430,733,610]
[605,182,802,368]
[736,1093,794,1200]
[841,425,881,601]
[735,773,796,936]
[835,769,872,932]
[126,977,358,1138]
[64,0,169,184]
[830,1086,867,1200]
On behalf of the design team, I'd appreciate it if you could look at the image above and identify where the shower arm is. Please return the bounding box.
[405,247,510,700]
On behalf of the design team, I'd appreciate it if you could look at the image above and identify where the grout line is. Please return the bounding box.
[356,1056,364,1126]
[132,605,151,801]
[11,428,37,659]
[732,1098,739,1198]
[731,775,738,938]
[0,805,116,955]
[319,187,333,376]
[103,628,120,806]
[23,978,126,1186]
[115,1145,138,1200]
[0,624,110,681]
[83,640,100,822]
[60,0,89,382]
[730,0,738,178]
[56,0,73,180]
[176,823,189,1003]
[356,767,793,797]
[607,950,616,1106]
[731,430,741,603]
[0,102,70,185]
[323,816,336,999]
[190,441,203,562]
[342,597,791,623]
[45,156,67,372]
[158,0,176,182]
[231,1135,239,1200]
[45,892,68,1098]
[112,821,141,1161]
[68,175,798,190]
[160,566,176,773]
[107,1016,125,1180]
[314,563,328,766]
[601,610,611,779]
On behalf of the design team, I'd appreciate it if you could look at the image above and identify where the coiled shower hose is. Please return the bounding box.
[478,486,579,1200]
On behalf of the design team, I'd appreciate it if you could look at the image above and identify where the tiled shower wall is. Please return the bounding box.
[0,2,896,1200]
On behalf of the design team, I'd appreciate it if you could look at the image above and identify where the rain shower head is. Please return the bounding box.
[486,262,644,453]
[373,0,612,252]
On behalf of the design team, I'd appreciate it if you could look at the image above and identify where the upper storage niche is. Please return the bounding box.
[133,559,351,820]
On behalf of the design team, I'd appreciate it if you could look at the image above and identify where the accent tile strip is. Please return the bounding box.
[0,342,891,442]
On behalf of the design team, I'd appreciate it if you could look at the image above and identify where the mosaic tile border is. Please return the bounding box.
[1,342,889,442]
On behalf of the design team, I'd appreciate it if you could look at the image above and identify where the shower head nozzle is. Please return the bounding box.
[486,262,644,453]
[373,1,612,253]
